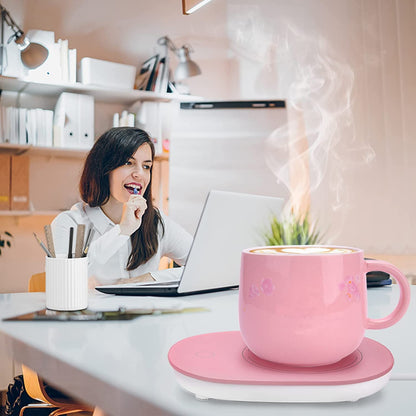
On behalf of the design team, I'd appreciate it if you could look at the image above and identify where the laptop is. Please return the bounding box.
[96,190,283,297]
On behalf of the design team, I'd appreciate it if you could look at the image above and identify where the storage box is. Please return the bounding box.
[10,155,30,211]
[0,154,11,210]
[78,58,136,89]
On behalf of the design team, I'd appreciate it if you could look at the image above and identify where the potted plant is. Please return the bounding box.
[263,213,322,246]
[0,231,13,256]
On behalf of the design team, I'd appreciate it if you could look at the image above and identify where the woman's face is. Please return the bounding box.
[108,143,153,204]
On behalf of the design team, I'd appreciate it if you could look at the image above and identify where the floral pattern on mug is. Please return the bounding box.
[340,275,360,302]
[248,278,275,298]
[260,278,275,295]
[249,284,260,298]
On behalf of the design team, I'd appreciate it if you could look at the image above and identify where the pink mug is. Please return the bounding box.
[239,245,411,367]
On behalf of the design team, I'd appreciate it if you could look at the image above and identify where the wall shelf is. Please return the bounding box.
[0,143,88,158]
[0,76,200,106]
[0,210,60,216]
[0,143,170,160]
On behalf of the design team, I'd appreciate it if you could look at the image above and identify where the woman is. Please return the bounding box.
[52,127,192,286]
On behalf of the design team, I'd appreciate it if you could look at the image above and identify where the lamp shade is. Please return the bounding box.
[174,45,201,81]
[0,4,49,70]
[15,34,49,69]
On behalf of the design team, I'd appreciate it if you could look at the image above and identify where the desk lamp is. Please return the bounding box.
[0,3,49,71]
[157,36,201,82]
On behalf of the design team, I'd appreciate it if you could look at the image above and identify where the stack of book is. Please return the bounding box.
[0,106,53,146]
[56,38,77,84]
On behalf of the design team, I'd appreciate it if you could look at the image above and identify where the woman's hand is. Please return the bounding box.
[88,275,102,291]
[117,273,155,284]
[119,194,147,235]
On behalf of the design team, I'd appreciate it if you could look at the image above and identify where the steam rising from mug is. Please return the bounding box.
[262,26,372,215]
[228,13,375,239]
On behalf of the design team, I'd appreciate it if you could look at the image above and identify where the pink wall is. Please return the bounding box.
[20,0,233,99]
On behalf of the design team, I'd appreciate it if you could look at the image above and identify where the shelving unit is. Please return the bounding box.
[0,142,88,158]
[0,210,59,216]
[0,142,170,159]
[0,76,180,217]
[0,143,169,217]
[0,75,199,105]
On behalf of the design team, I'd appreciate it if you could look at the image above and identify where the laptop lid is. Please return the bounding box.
[96,190,283,296]
[177,190,283,293]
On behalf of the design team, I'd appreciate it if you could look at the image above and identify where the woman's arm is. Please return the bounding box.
[160,214,193,265]
[149,214,193,282]
[116,273,155,285]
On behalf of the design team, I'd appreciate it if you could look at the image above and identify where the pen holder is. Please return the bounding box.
[45,255,88,311]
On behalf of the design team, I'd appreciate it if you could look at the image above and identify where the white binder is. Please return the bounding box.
[53,92,94,149]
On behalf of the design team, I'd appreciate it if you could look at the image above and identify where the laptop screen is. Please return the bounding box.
[178,190,283,293]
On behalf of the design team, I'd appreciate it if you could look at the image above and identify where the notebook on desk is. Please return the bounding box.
[96,190,284,297]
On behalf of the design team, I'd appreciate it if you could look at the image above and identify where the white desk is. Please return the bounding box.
[0,286,415,416]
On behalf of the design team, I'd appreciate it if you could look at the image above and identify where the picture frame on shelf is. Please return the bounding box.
[167,81,178,94]
[134,54,159,91]
[153,56,169,93]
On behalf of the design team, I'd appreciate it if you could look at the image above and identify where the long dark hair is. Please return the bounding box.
[80,127,164,270]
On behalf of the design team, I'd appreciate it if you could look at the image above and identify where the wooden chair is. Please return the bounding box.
[19,273,94,416]
[27,272,46,292]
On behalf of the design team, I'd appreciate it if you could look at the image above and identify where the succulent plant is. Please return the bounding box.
[263,213,322,246]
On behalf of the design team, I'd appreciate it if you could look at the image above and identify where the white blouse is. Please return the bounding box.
[51,202,193,284]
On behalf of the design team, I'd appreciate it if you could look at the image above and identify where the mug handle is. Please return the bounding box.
[365,260,411,329]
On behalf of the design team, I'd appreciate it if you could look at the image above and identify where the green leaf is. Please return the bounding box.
[262,211,323,246]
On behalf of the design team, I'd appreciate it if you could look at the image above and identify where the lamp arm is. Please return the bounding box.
[0,5,24,42]
[181,44,194,53]
[157,36,180,55]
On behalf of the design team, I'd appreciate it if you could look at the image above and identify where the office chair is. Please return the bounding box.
[19,272,94,416]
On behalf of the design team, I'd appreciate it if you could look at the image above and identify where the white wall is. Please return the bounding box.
[1,0,416,293]
[170,0,416,258]
[222,0,416,256]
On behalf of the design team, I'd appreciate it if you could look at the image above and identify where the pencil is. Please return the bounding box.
[82,229,95,257]
[33,232,53,257]
[44,224,56,258]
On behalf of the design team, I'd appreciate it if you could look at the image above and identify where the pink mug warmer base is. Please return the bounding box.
[239,246,410,366]
[168,331,393,403]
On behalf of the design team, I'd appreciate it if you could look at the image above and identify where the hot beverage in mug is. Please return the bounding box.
[250,246,356,255]
[239,245,410,367]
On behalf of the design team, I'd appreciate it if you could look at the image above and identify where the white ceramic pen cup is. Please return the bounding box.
[45,254,88,311]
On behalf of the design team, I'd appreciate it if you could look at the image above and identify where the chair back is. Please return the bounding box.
[28,272,46,292]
